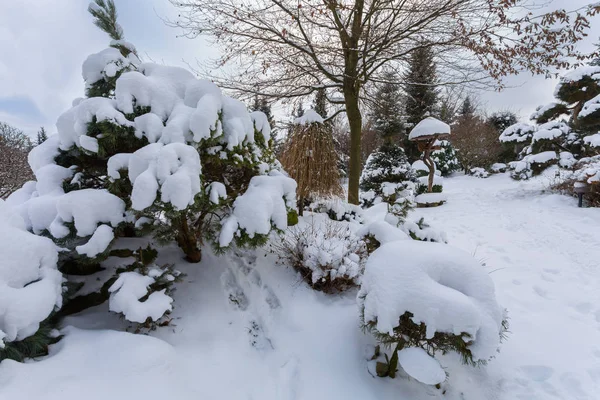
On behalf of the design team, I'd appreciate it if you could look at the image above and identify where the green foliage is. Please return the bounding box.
[404,46,438,162]
[88,0,124,41]
[371,71,403,144]
[431,140,460,176]
[360,143,416,193]
[36,127,48,145]
[0,316,61,362]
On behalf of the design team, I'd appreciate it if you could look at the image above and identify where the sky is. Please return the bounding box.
[0,0,598,137]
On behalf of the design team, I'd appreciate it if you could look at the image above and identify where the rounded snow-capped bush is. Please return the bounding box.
[272,213,367,293]
[358,240,506,372]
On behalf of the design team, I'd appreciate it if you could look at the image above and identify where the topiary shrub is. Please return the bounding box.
[358,241,507,383]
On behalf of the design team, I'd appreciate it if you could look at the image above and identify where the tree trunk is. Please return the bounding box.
[423,147,435,193]
[176,215,202,263]
[345,85,362,205]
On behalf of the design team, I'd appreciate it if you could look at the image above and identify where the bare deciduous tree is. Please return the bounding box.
[171,0,600,203]
[0,122,33,199]
[451,115,503,171]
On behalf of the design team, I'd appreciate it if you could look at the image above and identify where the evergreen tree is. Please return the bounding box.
[313,88,328,119]
[371,71,403,145]
[488,111,518,163]
[460,96,475,117]
[404,46,438,162]
[295,102,305,118]
[36,127,48,145]
[7,0,296,331]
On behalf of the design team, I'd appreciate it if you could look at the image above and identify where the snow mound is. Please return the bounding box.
[0,200,62,346]
[415,193,447,205]
[470,167,490,178]
[583,133,600,148]
[499,122,536,143]
[398,347,446,385]
[294,109,324,125]
[491,163,507,173]
[109,271,173,323]
[409,117,450,140]
[358,241,504,361]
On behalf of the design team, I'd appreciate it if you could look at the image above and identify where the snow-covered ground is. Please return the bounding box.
[2,173,599,400]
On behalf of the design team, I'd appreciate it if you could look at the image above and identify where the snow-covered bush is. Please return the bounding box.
[308,197,363,223]
[431,140,460,176]
[272,213,367,293]
[358,241,507,381]
[469,167,490,178]
[5,2,296,326]
[360,143,417,207]
[0,200,62,361]
[490,163,507,173]
[502,65,600,184]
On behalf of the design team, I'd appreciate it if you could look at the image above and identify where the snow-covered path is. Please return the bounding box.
[416,174,600,400]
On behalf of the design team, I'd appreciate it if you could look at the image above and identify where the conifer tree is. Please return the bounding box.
[404,46,438,162]
[460,96,475,117]
[371,71,403,145]
[36,127,48,145]
[313,88,328,120]
[7,0,296,327]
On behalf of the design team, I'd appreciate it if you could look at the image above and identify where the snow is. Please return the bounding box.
[219,172,297,247]
[128,142,202,211]
[294,109,324,125]
[76,224,114,258]
[250,111,272,143]
[411,159,435,173]
[415,192,447,204]
[2,174,600,399]
[108,271,173,323]
[357,220,409,244]
[358,240,504,361]
[408,117,450,140]
[527,150,557,164]
[491,163,507,172]
[82,47,139,87]
[397,347,446,385]
[499,122,536,143]
[0,200,62,345]
[470,167,490,178]
[530,102,561,120]
[28,134,60,173]
[417,174,443,186]
[531,121,569,143]
[50,189,126,238]
[583,133,600,147]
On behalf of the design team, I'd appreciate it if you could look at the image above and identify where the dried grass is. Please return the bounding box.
[280,122,344,207]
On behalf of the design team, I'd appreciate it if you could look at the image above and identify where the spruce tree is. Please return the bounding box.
[488,111,518,163]
[460,96,475,117]
[36,127,48,145]
[313,88,328,119]
[404,46,438,162]
[371,71,403,145]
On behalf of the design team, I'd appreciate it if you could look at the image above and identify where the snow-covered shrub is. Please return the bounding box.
[360,143,417,206]
[490,163,507,173]
[431,140,460,176]
[358,241,507,381]
[415,174,443,194]
[469,167,490,178]
[0,200,63,361]
[308,198,363,223]
[5,2,297,326]
[272,213,367,293]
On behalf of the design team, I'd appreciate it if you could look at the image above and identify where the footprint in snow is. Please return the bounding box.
[533,286,551,299]
[519,365,554,382]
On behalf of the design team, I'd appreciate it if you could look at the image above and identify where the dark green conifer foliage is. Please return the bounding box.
[371,71,403,145]
[488,111,518,163]
[404,46,438,162]
[313,88,328,119]
[36,127,48,145]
